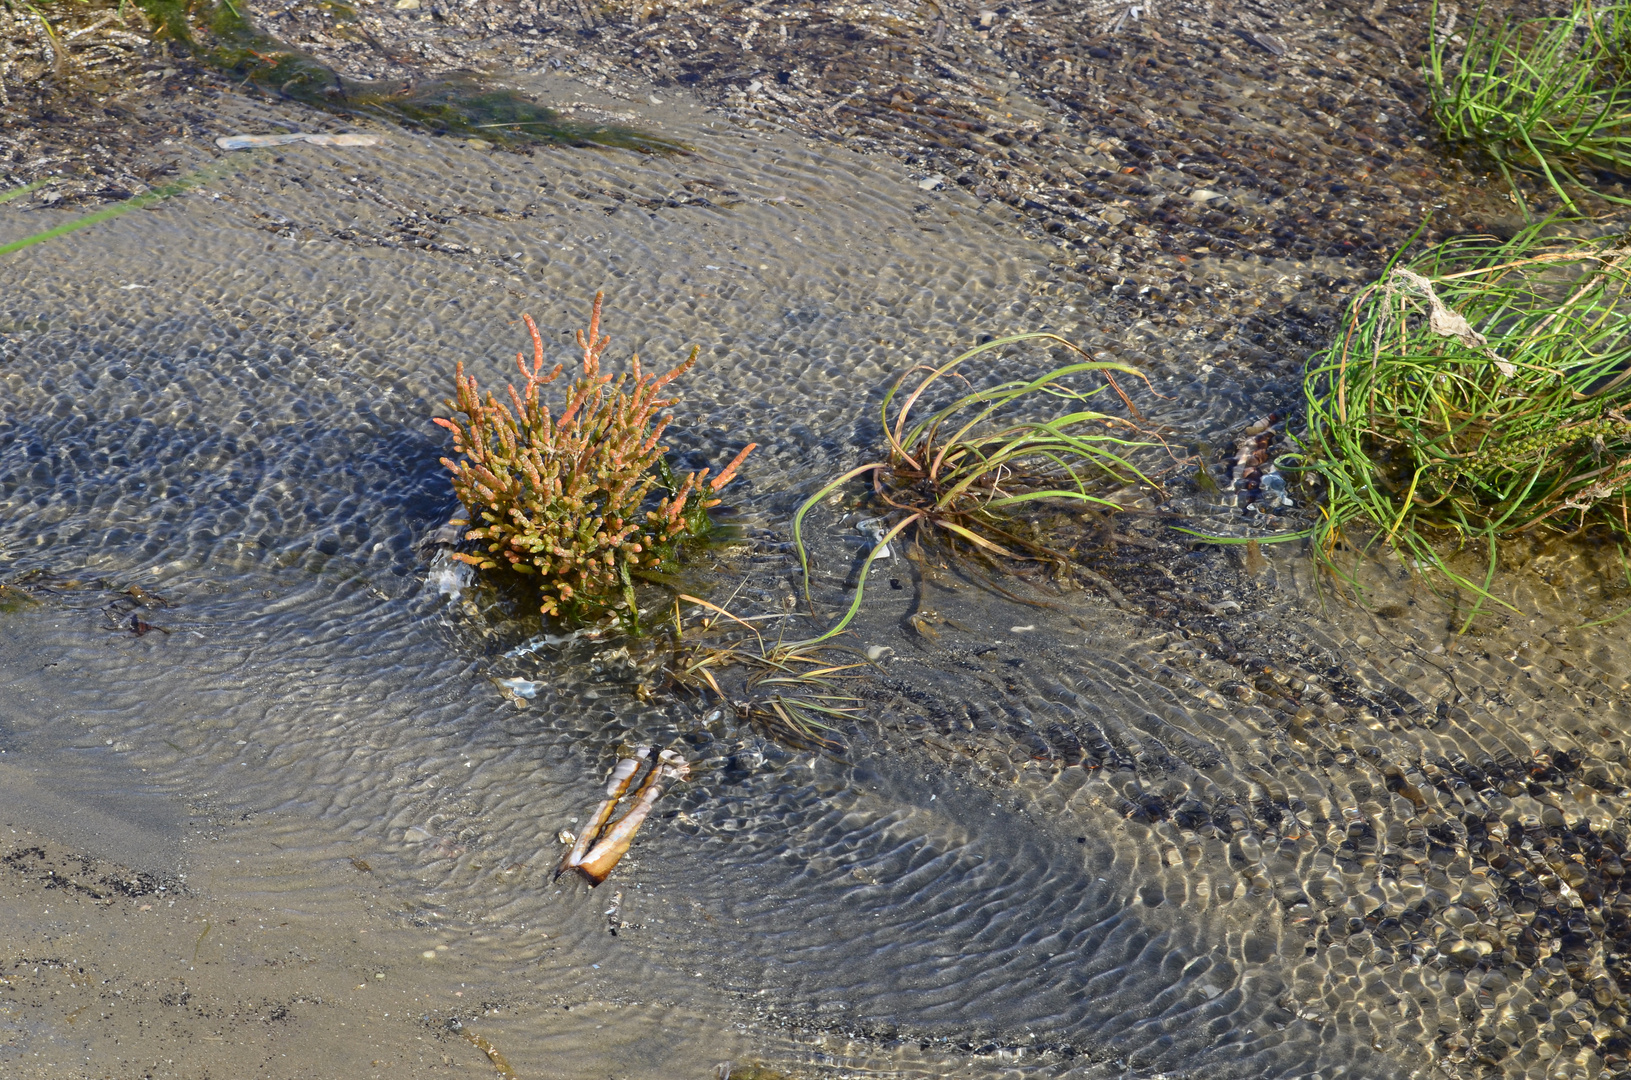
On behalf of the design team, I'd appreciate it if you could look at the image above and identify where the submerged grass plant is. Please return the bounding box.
[1427,0,1631,212]
[671,592,861,753]
[1295,224,1631,620]
[792,332,1158,642]
[435,293,754,626]
[0,159,230,256]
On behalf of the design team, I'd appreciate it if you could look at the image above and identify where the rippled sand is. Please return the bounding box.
[5,63,1631,1080]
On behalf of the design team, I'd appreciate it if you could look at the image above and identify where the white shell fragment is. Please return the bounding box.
[214,133,383,151]
[856,516,893,560]
[496,677,541,699]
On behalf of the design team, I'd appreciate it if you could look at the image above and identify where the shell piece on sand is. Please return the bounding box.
[575,749,690,885]
[561,748,689,886]
[556,748,649,878]
[215,133,382,151]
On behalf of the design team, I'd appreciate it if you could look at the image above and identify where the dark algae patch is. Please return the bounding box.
[348,78,680,151]
[137,0,681,150]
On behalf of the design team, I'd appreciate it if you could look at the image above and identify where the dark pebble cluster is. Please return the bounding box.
[1216,410,1295,514]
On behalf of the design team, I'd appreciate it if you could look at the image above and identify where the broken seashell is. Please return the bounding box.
[556,747,649,879]
[496,677,542,699]
[214,132,383,150]
[556,748,689,886]
[576,750,690,885]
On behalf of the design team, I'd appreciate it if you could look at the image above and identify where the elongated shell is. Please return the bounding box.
[556,747,649,878]
[576,750,690,885]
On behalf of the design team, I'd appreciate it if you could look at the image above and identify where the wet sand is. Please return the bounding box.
[9,3,1631,1079]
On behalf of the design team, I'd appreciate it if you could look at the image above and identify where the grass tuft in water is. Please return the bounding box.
[792,332,1158,644]
[1426,0,1631,213]
[1292,223,1631,623]
[435,292,755,628]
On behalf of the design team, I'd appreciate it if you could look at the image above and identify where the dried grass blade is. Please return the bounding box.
[676,593,765,649]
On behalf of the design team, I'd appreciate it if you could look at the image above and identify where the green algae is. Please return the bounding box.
[0,158,230,256]
[134,0,682,152]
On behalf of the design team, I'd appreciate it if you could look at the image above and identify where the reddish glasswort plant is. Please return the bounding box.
[434,292,754,623]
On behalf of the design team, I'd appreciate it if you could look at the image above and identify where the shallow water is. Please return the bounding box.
[6,70,1631,1080]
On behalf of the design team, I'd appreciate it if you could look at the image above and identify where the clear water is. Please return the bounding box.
[6,79,1631,1080]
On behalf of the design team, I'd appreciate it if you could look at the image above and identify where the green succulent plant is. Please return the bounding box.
[434,293,754,623]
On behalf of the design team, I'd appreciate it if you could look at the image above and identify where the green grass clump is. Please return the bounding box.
[435,293,754,625]
[793,332,1156,642]
[1427,0,1631,212]
[1295,225,1631,615]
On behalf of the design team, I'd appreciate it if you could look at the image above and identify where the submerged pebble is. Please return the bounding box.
[495,677,541,699]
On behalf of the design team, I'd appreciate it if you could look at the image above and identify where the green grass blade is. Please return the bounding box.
[0,180,47,207]
[791,463,885,609]
[0,158,235,257]
[788,515,919,648]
